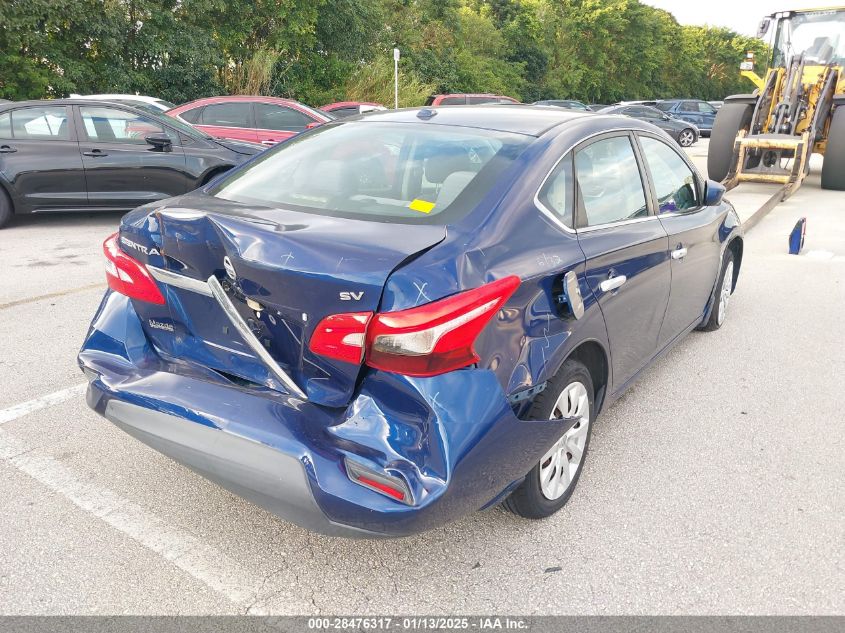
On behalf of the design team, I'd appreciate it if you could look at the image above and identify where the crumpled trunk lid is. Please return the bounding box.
[120,194,446,407]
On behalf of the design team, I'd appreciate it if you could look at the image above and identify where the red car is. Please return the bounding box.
[320,101,387,118]
[166,96,331,145]
[424,93,520,106]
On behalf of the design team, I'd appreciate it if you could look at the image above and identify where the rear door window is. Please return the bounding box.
[439,96,466,105]
[201,102,252,128]
[11,106,71,140]
[574,135,649,227]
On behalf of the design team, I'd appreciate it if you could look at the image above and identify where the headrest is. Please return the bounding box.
[424,145,475,184]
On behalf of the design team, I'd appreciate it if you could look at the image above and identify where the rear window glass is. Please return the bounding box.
[655,102,674,112]
[210,121,531,225]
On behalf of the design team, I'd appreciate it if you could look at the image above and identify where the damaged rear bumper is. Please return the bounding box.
[79,292,571,537]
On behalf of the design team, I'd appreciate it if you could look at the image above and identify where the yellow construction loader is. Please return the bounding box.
[708,7,845,197]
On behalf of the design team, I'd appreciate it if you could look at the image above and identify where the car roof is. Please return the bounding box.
[0,98,155,111]
[354,104,605,136]
[173,95,301,108]
[70,94,164,104]
[322,101,383,109]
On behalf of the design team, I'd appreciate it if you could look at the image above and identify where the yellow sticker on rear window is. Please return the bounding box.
[409,199,436,214]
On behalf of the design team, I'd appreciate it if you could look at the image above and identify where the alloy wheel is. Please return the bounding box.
[539,381,590,500]
[717,260,734,326]
[679,130,695,147]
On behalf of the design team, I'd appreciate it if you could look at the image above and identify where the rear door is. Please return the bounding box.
[695,101,718,130]
[77,105,188,209]
[573,133,671,391]
[253,102,315,145]
[196,102,257,143]
[0,105,87,211]
[636,133,722,345]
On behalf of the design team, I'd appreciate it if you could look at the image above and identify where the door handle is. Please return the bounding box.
[261,140,276,146]
[82,149,109,157]
[0,145,17,153]
[671,246,688,260]
[599,274,627,293]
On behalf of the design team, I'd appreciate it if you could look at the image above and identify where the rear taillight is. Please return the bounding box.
[309,276,519,377]
[308,312,372,364]
[103,233,165,305]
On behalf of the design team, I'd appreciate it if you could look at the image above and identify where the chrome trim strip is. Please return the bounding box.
[576,215,658,233]
[148,266,213,297]
[207,275,308,400]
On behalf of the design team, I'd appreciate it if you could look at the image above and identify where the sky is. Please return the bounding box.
[641,1,835,36]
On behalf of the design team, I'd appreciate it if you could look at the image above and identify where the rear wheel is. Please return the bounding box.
[678,128,696,147]
[503,359,595,519]
[0,187,13,229]
[707,101,755,182]
[821,105,845,191]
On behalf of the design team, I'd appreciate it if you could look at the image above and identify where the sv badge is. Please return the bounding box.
[339,291,364,301]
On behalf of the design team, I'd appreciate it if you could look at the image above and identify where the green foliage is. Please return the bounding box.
[0,0,768,105]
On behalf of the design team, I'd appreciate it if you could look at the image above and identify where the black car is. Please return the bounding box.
[0,99,263,228]
[655,99,717,135]
[600,104,699,147]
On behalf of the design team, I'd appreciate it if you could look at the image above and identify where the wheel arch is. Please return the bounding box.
[200,165,233,187]
[727,235,743,291]
[560,340,610,416]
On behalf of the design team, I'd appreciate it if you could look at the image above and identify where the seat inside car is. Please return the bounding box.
[424,146,480,209]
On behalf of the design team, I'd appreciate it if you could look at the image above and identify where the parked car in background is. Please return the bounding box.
[0,99,262,228]
[167,96,332,145]
[424,93,519,105]
[656,99,718,135]
[708,101,724,110]
[321,101,387,118]
[70,94,176,114]
[532,99,592,111]
[600,104,699,147]
[78,105,742,536]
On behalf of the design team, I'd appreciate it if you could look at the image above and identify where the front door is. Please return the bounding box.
[77,105,188,209]
[636,134,723,345]
[0,105,87,211]
[573,133,671,392]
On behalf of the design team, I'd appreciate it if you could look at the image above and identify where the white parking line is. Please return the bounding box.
[0,383,88,425]
[0,427,268,613]
[0,385,279,613]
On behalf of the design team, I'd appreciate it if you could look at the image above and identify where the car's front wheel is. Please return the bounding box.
[503,359,595,519]
[0,187,12,229]
[678,128,696,147]
[700,249,735,331]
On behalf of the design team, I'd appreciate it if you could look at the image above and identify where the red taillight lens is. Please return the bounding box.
[103,233,165,305]
[309,276,520,377]
[366,275,520,376]
[309,312,373,364]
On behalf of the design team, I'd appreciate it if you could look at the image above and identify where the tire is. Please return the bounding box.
[707,101,755,182]
[677,128,696,147]
[503,359,595,519]
[700,249,735,332]
[0,187,12,229]
[821,105,845,191]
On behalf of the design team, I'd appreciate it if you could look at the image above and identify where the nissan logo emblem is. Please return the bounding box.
[223,256,236,281]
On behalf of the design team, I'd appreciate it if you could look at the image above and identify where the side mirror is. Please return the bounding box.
[757,18,771,39]
[305,121,321,130]
[662,114,671,120]
[145,133,173,151]
[703,179,726,206]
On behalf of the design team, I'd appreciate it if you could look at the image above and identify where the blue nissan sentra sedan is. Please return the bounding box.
[78,105,742,537]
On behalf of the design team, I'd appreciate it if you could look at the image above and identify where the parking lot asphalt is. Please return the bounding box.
[0,155,843,615]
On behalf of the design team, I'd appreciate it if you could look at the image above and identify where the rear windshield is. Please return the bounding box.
[210,121,532,224]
